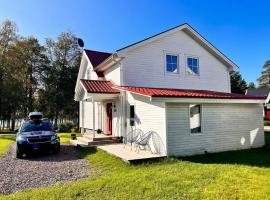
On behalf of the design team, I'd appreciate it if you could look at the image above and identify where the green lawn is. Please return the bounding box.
[1,134,270,199]
[0,135,15,157]
[58,133,81,143]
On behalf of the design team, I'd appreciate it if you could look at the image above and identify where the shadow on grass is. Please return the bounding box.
[0,134,16,141]
[77,146,98,159]
[174,133,270,168]
[180,146,270,168]
[74,133,270,168]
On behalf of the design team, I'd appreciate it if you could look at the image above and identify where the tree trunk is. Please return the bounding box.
[28,65,33,112]
[11,118,15,131]
[7,118,10,131]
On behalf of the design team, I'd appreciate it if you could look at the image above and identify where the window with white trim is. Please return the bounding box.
[189,104,202,133]
[166,54,179,73]
[187,57,199,75]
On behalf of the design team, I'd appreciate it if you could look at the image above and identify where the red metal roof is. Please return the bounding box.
[81,80,120,94]
[115,86,265,100]
[84,49,112,68]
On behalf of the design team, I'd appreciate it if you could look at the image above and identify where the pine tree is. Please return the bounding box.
[230,72,247,94]
[257,60,270,87]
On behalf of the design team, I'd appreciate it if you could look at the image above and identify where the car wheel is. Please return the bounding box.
[53,145,60,154]
[16,148,23,159]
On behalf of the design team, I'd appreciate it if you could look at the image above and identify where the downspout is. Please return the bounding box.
[92,97,96,139]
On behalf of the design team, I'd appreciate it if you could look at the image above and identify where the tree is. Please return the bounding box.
[38,31,81,126]
[9,37,48,116]
[247,82,256,89]
[0,19,81,130]
[258,60,270,87]
[0,20,18,121]
[230,71,247,94]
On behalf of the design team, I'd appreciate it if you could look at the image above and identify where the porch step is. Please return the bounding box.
[83,134,120,142]
[70,136,122,147]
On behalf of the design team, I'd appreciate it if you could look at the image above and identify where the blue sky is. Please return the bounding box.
[0,0,270,84]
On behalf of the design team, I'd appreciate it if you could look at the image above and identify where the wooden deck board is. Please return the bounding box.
[98,143,165,163]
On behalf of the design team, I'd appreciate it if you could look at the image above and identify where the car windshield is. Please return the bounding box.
[21,121,53,133]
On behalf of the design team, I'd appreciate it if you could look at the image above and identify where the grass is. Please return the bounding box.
[0,135,15,157]
[1,134,270,199]
[58,133,81,143]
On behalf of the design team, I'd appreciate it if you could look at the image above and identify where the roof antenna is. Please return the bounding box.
[77,38,84,48]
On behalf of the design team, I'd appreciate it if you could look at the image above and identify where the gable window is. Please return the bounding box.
[187,57,199,75]
[166,54,179,73]
[189,104,202,134]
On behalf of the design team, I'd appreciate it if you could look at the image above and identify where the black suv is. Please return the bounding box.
[16,118,60,158]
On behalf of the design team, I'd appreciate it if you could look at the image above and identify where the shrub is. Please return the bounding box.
[264,121,270,126]
[97,129,102,134]
[58,122,74,132]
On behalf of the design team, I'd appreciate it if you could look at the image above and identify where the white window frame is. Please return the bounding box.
[186,55,200,76]
[164,51,180,75]
[188,104,203,135]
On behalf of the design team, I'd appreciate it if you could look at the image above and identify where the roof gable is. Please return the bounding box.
[116,23,239,72]
[84,49,112,68]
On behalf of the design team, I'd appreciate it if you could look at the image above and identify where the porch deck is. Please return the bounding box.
[98,143,166,163]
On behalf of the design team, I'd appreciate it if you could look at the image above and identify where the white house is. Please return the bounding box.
[74,23,265,157]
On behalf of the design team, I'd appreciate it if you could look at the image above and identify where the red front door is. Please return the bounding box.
[105,103,112,135]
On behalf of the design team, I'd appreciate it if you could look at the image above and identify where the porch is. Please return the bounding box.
[98,143,166,163]
[76,80,123,139]
[70,133,166,163]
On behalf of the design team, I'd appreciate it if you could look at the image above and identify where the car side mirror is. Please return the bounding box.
[54,127,58,132]
[14,129,19,133]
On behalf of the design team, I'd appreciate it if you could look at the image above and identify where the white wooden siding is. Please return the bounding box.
[166,103,265,156]
[126,92,167,155]
[104,63,121,85]
[83,62,98,80]
[122,30,230,92]
[79,101,83,127]
[80,101,99,130]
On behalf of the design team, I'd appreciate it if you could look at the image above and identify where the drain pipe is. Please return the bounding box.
[92,97,95,139]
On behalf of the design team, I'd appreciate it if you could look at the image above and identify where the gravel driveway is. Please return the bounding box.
[0,143,90,195]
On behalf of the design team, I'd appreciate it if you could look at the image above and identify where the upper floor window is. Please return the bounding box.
[187,57,199,75]
[166,54,179,73]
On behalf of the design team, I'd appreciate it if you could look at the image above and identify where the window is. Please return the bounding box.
[166,54,179,73]
[130,105,135,126]
[189,104,202,133]
[21,121,53,133]
[187,57,199,75]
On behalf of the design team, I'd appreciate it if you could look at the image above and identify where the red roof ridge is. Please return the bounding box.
[113,86,265,100]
